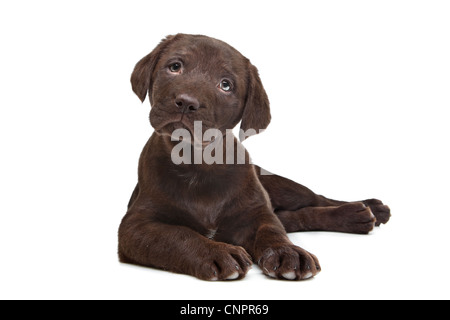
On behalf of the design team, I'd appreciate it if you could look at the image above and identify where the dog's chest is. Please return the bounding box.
[182,191,228,231]
[154,162,251,236]
[174,170,239,231]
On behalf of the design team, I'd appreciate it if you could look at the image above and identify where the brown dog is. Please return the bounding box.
[118,34,390,281]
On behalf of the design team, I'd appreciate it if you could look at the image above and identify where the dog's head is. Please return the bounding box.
[131,34,270,141]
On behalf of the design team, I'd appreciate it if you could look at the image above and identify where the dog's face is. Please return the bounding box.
[131,34,271,140]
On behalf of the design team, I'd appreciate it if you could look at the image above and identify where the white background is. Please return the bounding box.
[1,0,449,300]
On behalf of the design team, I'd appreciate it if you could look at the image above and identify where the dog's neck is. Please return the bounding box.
[138,133,254,201]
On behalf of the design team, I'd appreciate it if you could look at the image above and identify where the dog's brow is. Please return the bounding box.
[221,66,235,76]
[169,52,188,61]
[217,64,237,79]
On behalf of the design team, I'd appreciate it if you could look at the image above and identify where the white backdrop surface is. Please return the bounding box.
[1,0,449,300]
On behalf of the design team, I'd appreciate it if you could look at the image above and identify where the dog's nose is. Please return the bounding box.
[175,94,200,112]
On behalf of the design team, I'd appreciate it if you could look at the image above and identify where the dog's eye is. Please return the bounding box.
[169,63,182,73]
[219,80,232,92]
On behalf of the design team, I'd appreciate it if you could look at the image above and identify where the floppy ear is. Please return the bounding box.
[239,62,271,141]
[130,35,176,103]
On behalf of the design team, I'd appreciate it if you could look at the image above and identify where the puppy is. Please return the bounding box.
[118,34,390,281]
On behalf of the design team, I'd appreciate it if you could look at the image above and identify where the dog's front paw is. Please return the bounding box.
[258,245,321,281]
[363,199,391,226]
[196,243,253,281]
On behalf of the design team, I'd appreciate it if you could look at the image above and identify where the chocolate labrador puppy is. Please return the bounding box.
[118,34,390,281]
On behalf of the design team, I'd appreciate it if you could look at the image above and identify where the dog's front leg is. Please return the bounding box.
[255,226,321,280]
[118,211,252,281]
[231,208,321,281]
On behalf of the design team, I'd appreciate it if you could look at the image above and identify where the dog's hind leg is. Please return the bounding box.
[275,204,376,234]
[255,165,347,209]
[255,165,390,232]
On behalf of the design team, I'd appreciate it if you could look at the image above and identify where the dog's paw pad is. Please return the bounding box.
[226,271,240,280]
[282,271,297,280]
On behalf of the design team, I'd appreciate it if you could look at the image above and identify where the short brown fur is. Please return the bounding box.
[118,34,390,281]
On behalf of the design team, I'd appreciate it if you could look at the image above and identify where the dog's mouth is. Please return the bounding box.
[154,115,192,135]
[153,116,217,147]
[150,106,225,147]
